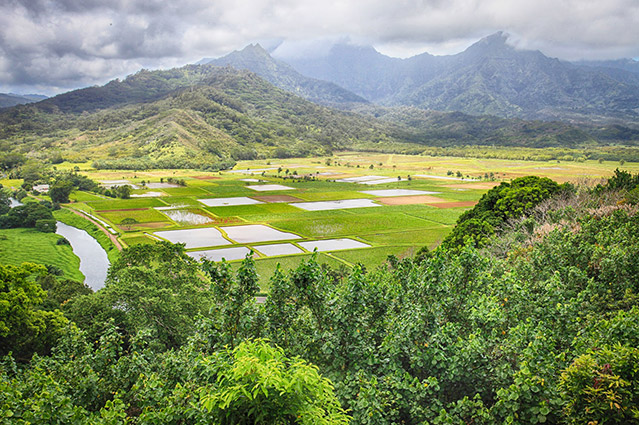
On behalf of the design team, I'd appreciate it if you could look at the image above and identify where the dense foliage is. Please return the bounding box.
[440,175,567,250]
[0,201,57,232]
[1,173,639,424]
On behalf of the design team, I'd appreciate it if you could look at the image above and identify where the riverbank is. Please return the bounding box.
[56,221,110,291]
[54,208,121,263]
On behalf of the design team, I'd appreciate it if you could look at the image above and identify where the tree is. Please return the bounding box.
[194,340,350,425]
[49,181,73,203]
[0,187,10,215]
[119,217,138,231]
[0,202,54,230]
[113,184,131,199]
[103,241,213,349]
[561,345,639,424]
[35,218,57,233]
[200,253,261,349]
[0,263,68,360]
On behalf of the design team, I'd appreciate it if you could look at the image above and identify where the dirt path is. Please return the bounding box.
[65,208,123,251]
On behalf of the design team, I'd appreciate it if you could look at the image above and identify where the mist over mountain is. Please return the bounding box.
[278,32,639,124]
[204,44,367,107]
[0,93,47,108]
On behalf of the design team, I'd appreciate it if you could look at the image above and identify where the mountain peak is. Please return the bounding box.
[481,31,509,45]
[241,43,269,54]
[464,31,513,54]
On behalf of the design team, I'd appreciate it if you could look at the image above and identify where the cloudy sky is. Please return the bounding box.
[1,0,638,95]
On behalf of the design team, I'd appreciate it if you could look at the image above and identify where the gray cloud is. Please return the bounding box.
[1,0,638,95]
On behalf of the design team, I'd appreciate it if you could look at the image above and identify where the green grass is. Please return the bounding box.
[399,206,468,225]
[69,191,106,202]
[330,246,415,269]
[121,234,156,246]
[54,209,120,263]
[204,203,300,219]
[88,198,167,210]
[0,227,84,281]
[358,226,451,248]
[160,187,211,196]
[294,190,372,201]
[200,183,256,197]
[158,197,204,207]
[98,208,171,225]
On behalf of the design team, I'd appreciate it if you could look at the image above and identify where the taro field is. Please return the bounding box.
[49,152,639,288]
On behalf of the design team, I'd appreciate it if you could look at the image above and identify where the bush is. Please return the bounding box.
[35,219,57,233]
[561,344,639,424]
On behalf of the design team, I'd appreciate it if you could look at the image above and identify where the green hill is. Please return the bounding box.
[0,64,632,169]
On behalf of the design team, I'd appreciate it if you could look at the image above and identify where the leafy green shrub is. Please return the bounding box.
[196,340,350,425]
[560,344,639,424]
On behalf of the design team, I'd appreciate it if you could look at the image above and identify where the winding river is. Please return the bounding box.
[56,222,110,290]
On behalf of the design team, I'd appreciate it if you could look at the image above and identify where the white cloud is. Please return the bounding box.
[1,0,638,94]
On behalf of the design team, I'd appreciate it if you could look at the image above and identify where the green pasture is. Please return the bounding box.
[200,183,260,197]
[330,246,415,268]
[88,197,167,210]
[0,178,24,189]
[0,227,84,282]
[160,186,211,196]
[293,189,374,201]
[35,150,639,292]
[358,225,451,248]
[69,191,106,202]
[229,252,347,290]
[121,234,156,247]
[398,205,469,225]
[203,203,300,219]
[157,197,204,207]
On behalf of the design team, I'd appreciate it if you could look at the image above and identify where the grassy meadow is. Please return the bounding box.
[0,227,84,282]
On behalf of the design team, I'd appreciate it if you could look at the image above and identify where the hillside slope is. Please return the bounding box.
[206,44,367,107]
[1,64,628,169]
[281,32,639,124]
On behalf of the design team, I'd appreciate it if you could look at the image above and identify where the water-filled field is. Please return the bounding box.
[41,151,639,288]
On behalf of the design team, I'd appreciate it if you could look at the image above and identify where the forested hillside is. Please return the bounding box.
[2,63,637,170]
[2,172,639,424]
[0,67,403,169]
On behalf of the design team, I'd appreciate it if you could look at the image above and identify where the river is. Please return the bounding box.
[56,222,110,290]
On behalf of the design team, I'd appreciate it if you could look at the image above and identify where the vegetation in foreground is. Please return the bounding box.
[1,171,639,424]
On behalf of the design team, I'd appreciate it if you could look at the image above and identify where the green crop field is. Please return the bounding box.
[99,208,172,225]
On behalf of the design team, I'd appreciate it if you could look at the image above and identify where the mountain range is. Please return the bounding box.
[205,44,367,107]
[1,63,609,169]
[275,32,639,124]
[1,32,639,168]
[0,93,47,108]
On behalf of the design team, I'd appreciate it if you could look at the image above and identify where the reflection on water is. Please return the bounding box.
[55,222,110,290]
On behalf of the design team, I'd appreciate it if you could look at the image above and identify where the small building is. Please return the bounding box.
[32,184,50,193]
